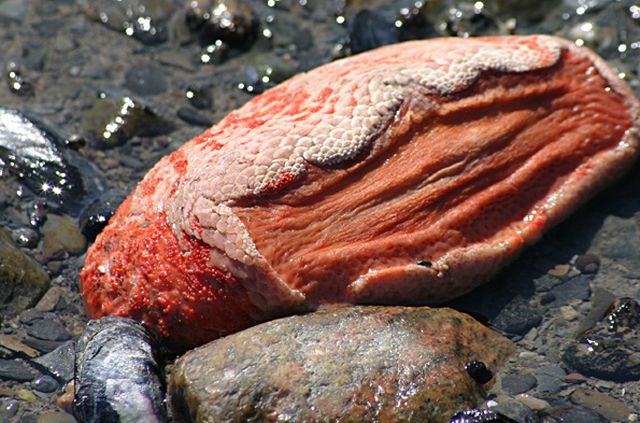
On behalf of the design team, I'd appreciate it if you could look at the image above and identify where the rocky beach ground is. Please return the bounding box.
[0,0,639,422]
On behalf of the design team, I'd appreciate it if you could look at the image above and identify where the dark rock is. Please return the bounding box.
[12,227,39,248]
[79,0,174,45]
[450,408,517,423]
[169,306,514,422]
[78,191,125,242]
[185,85,213,110]
[0,228,49,317]
[124,64,168,96]
[238,53,297,94]
[533,366,565,394]
[32,375,58,393]
[569,388,631,421]
[198,40,230,64]
[176,106,213,127]
[74,317,168,423]
[349,9,398,54]
[26,200,47,228]
[0,359,35,382]
[32,341,75,383]
[81,93,175,148]
[563,298,640,382]
[500,373,537,395]
[575,254,601,274]
[526,398,608,423]
[18,309,46,324]
[464,360,493,385]
[441,3,501,38]
[549,275,591,307]
[23,337,67,354]
[186,0,259,49]
[0,108,89,211]
[25,318,71,342]
[5,62,34,96]
[533,274,562,292]
[492,297,542,336]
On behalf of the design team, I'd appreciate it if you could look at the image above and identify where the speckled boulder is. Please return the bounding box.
[81,35,640,349]
[169,306,514,422]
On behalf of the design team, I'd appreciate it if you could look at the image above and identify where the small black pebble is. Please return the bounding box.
[464,360,492,384]
[79,192,125,242]
[417,260,432,267]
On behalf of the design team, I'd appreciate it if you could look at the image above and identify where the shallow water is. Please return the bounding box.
[0,0,639,421]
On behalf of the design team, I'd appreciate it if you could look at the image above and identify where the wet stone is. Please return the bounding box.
[32,341,75,383]
[486,395,533,423]
[548,274,592,307]
[533,274,562,292]
[0,359,35,382]
[575,254,601,274]
[185,85,213,110]
[81,93,174,148]
[238,53,297,94]
[186,0,259,49]
[11,227,39,248]
[40,214,86,260]
[5,62,34,96]
[27,200,48,228]
[500,374,537,395]
[78,191,125,242]
[74,317,168,423]
[36,411,77,423]
[0,227,49,317]
[570,388,632,421]
[79,0,173,45]
[536,398,608,423]
[169,306,514,422]
[23,337,66,354]
[562,298,640,382]
[348,9,399,54]
[449,408,516,423]
[35,286,64,312]
[32,375,58,393]
[464,360,493,385]
[0,400,19,419]
[124,64,168,96]
[492,297,543,336]
[25,318,71,342]
[0,108,87,211]
[198,39,230,64]
[177,106,213,127]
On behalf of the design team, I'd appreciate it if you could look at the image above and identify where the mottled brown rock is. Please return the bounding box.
[169,306,514,422]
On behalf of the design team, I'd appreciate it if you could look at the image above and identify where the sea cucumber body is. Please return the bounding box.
[80,36,640,349]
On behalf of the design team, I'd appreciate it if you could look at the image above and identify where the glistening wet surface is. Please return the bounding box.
[0,0,639,421]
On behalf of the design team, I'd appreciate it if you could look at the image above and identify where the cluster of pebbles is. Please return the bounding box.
[0,0,639,421]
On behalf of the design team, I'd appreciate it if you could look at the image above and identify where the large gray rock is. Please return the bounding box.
[0,227,49,317]
[169,306,514,422]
